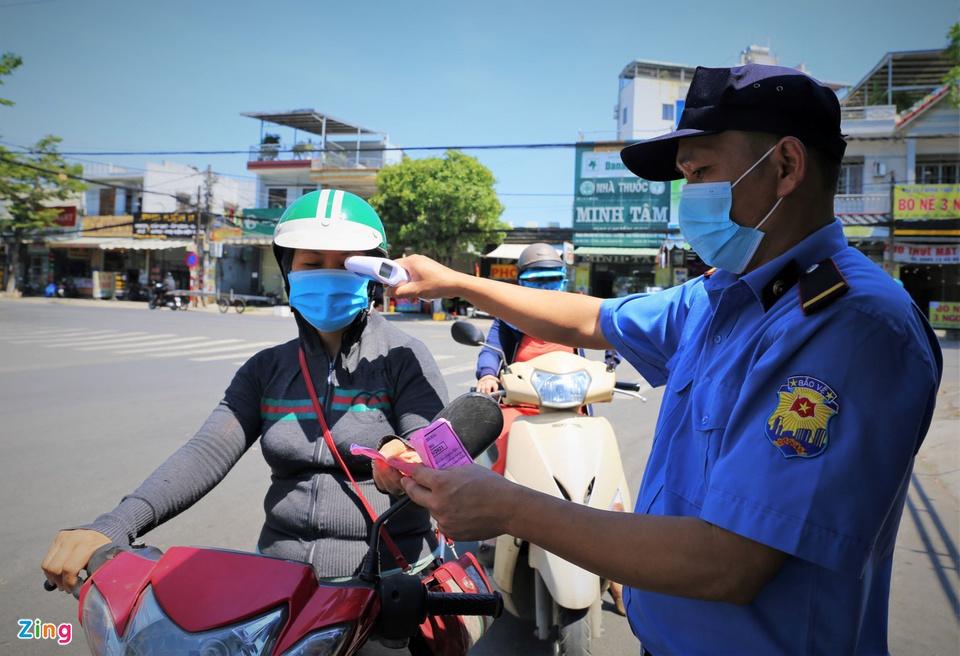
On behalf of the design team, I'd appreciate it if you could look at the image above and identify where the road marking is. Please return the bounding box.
[77,334,185,351]
[108,337,213,354]
[190,349,266,362]
[148,342,275,358]
[13,329,120,344]
[144,339,253,358]
[7,330,94,343]
[433,354,454,361]
[440,363,476,376]
[1,327,78,336]
[43,332,156,347]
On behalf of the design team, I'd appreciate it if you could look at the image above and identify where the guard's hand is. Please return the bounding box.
[476,375,500,396]
[41,529,111,593]
[393,255,467,299]
[400,463,518,540]
[372,438,421,496]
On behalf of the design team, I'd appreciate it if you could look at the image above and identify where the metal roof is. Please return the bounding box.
[241,110,381,137]
[842,49,952,110]
[619,59,697,81]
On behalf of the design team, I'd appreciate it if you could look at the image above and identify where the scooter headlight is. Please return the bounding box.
[280,624,351,655]
[530,369,591,409]
[100,586,285,656]
[81,584,123,655]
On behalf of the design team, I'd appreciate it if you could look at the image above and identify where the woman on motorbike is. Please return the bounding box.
[42,190,446,590]
[474,242,626,614]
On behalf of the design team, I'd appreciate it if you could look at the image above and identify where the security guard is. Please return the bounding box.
[394,64,943,655]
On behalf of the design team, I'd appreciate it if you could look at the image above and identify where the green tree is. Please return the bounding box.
[369,150,507,262]
[0,52,85,292]
[946,23,960,107]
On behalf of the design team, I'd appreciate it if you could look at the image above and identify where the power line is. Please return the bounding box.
[42,142,583,157]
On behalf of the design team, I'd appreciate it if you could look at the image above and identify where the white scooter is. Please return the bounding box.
[451,321,644,656]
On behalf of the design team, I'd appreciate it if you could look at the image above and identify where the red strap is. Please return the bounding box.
[298,347,409,571]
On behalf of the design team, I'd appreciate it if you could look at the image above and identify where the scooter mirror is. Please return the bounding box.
[451,321,485,347]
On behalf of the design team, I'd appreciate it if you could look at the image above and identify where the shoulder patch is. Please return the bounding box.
[765,375,839,459]
[798,258,849,315]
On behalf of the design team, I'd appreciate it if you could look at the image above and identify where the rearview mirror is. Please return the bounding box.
[451,320,485,347]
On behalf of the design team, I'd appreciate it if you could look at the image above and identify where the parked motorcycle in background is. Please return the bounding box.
[451,321,644,656]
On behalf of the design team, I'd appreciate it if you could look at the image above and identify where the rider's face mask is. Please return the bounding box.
[677,144,783,274]
[288,269,369,333]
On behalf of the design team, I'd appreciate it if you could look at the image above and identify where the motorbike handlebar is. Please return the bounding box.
[615,381,642,392]
[425,591,503,619]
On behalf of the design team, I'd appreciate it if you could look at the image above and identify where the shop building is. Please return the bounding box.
[835,48,958,328]
[223,109,402,297]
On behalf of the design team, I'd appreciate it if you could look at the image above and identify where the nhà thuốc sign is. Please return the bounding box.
[573,144,671,245]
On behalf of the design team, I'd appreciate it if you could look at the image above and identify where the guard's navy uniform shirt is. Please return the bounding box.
[600,221,942,655]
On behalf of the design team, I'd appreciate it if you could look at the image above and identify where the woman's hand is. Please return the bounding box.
[476,375,500,395]
[393,255,469,300]
[41,529,112,592]
[372,438,422,496]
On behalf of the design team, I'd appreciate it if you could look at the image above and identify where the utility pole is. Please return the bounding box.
[886,171,897,277]
[199,166,217,301]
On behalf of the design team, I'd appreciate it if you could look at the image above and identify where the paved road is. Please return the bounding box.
[0,298,956,654]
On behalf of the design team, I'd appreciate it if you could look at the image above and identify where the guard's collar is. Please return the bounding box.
[705,220,846,308]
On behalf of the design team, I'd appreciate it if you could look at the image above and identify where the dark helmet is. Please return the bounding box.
[516,243,563,275]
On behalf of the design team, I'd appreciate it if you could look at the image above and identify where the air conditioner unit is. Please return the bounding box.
[873,162,887,178]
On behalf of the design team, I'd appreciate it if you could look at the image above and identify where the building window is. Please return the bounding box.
[837,161,864,195]
[622,107,627,125]
[661,104,674,122]
[301,187,317,196]
[175,193,192,212]
[916,158,960,184]
[99,188,116,215]
[267,187,288,208]
[123,189,140,215]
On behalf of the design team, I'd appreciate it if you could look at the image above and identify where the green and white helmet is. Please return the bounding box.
[273,189,388,255]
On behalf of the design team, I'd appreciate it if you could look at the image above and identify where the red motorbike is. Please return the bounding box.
[45,394,504,656]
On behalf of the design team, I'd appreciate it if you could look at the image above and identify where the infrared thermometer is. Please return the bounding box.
[345,256,410,287]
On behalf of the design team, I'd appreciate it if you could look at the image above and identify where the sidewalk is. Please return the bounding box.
[889,338,960,655]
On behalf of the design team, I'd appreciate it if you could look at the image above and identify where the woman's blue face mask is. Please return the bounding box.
[288,269,369,333]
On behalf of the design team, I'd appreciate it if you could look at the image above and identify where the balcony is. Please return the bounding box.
[248,142,387,170]
[839,105,897,137]
[834,194,890,223]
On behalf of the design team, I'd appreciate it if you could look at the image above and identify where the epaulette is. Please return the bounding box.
[798,258,849,315]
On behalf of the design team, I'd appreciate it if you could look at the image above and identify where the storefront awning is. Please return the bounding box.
[46,237,193,250]
[573,246,659,257]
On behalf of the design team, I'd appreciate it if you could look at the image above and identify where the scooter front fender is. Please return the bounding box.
[528,544,599,610]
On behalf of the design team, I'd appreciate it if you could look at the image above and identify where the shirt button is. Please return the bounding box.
[701,415,709,424]
[713,335,723,344]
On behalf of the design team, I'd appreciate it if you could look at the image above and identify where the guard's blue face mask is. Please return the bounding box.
[677,144,783,274]
[288,269,369,333]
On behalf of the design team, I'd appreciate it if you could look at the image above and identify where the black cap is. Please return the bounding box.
[620,64,847,181]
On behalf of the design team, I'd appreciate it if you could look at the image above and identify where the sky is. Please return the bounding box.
[0,0,955,227]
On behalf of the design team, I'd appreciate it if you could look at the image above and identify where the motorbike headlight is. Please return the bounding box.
[81,584,123,656]
[530,369,591,409]
[120,587,284,656]
[280,625,351,656]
